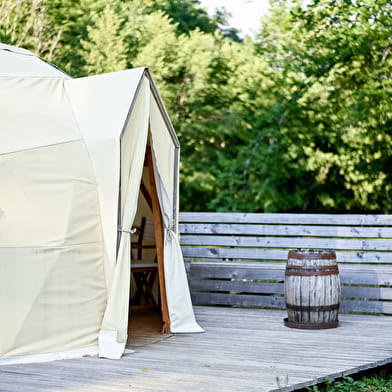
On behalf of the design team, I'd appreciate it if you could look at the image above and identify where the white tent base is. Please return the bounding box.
[0,345,99,366]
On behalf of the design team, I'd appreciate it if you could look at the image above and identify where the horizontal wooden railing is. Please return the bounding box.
[179,212,392,315]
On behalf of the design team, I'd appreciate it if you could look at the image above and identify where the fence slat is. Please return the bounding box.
[181,235,392,251]
[190,278,284,295]
[341,286,392,301]
[182,247,392,264]
[190,292,286,309]
[179,223,392,238]
[340,300,392,315]
[189,261,285,280]
[180,212,392,226]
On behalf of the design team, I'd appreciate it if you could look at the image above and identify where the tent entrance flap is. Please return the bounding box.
[129,145,170,337]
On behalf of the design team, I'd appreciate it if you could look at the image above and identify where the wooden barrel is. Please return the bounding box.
[284,250,340,329]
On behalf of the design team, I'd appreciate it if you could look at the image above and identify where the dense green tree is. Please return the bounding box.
[1,0,391,213]
[144,0,217,35]
[144,0,242,41]
[0,0,61,60]
[288,0,392,212]
[81,2,131,75]
[134,14,263,210]
[212,0,392,213]
[42,0,107,75]
[214,11,242,43]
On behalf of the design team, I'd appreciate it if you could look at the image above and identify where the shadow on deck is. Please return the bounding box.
[1,306,391,392]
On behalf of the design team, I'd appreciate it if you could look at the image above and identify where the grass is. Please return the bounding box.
[305,372,392,392]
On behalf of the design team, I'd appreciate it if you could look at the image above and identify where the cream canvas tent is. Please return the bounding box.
[0,43,203,365]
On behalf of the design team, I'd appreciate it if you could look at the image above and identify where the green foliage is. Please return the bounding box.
[213,0,392,212]
[288,0,392,212]
[134,23,249,210]
[0,0,61,60]
[1,0,391,213]
[208,6,242,42]
[306,374,392,392]
[42,0,107,75]
[144,0,217,35]
[81,3,128,75]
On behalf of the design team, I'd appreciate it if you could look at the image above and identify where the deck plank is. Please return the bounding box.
[1,307,391,392]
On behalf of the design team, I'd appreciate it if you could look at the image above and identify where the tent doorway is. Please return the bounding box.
[127,144,170,345]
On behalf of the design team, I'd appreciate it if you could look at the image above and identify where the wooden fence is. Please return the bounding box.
[179,213,392,315]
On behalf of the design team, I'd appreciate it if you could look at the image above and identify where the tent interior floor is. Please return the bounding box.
[127,309,171,348]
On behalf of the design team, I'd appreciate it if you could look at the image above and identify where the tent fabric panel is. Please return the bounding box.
[0,139,106,358]
[0,43,36,56]
[0,243,106,357]
[64,68,145,140]
[150,145,203,333]
[150,108,203,334]
[119,76,151,218]
[145,69,179,147]
[0,141,103,248]
[0,44,69,78]
[99,77,150,359]
[149,96,176,200]
[0,77,80,155]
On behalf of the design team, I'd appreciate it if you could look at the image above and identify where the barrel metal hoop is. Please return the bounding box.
[284,318,339,329]
[285,265,339,276]
[286,303,339,312]
[288,251,336,260]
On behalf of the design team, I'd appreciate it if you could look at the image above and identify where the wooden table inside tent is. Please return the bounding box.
[131,217,159,308]
[130,263,158,306]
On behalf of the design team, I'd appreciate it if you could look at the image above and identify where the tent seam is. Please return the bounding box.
[0,241,103,249]
[0,76,68,80]
[0,139,84,157]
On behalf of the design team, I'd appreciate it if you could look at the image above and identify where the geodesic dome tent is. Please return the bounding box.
[0,43,202,364]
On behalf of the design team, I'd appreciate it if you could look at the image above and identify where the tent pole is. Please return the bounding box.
[146,146,170,333]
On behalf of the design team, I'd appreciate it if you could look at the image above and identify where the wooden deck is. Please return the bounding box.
[1,306,391,392]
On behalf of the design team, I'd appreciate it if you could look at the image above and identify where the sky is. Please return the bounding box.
[199,0,271,37]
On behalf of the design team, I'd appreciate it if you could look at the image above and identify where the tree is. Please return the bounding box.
[144,0,217,35]
[212,0,392,213]
[2,0,390,213]
[42,0,112,76]
[0,0,61,60]
[213,7,242,43]
[134,15,260,210]
[81,3,128,75]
